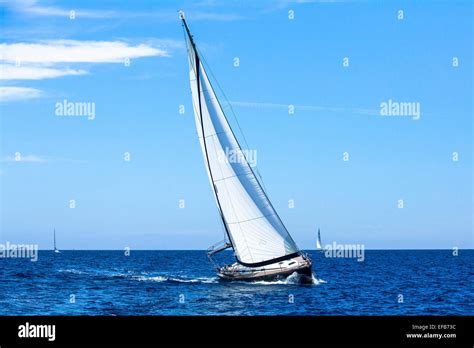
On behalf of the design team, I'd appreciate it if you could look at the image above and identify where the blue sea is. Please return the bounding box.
[0,250,472,315]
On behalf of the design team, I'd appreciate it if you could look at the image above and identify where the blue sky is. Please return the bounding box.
[0,0,472,250]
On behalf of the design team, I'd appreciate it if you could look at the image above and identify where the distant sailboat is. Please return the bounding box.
[316,228,323,251]
[54,229,60,253]
[180,11,312,282]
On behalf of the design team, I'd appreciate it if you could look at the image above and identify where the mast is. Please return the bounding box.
[180,11,235,251]
[54,228,56,250]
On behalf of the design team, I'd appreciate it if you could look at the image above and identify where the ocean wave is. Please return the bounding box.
[58,268,218,284]
[241,272,326,286]
[135,275,218,284]
[58,269,88,275]
[59,269,132,279]
[312,274,327,284]
[58,268,324,286]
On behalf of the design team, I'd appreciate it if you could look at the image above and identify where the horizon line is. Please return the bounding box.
[33,248,474,251]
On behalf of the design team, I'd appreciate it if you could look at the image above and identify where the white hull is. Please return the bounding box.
[217,254,312,282]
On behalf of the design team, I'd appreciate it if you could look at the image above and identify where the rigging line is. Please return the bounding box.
[196,49,268,193]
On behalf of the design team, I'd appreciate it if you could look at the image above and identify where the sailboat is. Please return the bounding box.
[53,229,60,253]
[180,12,312,282]
[316,228,323,251]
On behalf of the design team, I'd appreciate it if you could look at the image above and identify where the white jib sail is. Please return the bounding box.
[184,28,300,266]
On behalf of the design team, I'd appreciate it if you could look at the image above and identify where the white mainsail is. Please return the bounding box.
[182,16,300,266]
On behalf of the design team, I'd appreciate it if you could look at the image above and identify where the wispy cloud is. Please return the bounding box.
[4,0,244,21]
[0,39,170,101]
[4,0,118,19]
[3,154,46,162]
[229,101,380,116]
[0,64,87,80]
[0,40,168,64]
[2,154,85,163]
[185,11,244,21]
[0,86,43,102]
[267,0,348,12]
[276,0,348,6]
[0,2,236,102]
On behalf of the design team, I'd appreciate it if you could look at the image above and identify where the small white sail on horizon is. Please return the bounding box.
[316,228,322,251]
[54,229,60,253]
